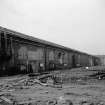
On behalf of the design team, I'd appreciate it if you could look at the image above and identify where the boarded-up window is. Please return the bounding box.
[49,51,54,61]
[18,46,28,60]
[64,52,68,64]
[28,48,43,60]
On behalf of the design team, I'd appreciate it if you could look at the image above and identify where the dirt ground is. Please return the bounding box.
[0,66,105,105]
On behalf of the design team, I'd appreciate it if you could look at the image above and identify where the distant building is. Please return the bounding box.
[97,55,105,66]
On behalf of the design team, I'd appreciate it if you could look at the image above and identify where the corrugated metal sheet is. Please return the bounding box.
[48,50,55,61]
[0,26,98,58]
[28,48,43,60]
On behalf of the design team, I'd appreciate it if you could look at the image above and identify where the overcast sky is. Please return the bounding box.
[0,0,105,55]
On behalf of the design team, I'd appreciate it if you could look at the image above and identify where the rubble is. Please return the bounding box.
[0,73,63,92]
[89,71,105,80]
[0,96,13,105]
[0,73,63,104]
[0,67,105,105]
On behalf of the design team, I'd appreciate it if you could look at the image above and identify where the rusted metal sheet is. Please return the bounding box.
[18,46,28,60]
[68,53,73,67]
[28,48,43,60]
[48,50,55,61]
[45,48,55,70]
[14,43,44,61]
[64,52,68,64]
[79,54,89,66]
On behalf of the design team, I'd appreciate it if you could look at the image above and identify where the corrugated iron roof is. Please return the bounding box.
[0,26,96,57]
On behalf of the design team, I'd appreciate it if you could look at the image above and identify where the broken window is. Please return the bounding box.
[58,52,63,64]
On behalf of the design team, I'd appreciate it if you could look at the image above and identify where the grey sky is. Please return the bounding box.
[0,0,105,55]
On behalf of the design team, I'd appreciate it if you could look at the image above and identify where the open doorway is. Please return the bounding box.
[72,55,76,67]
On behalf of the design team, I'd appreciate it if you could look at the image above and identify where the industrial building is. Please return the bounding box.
[96,55,105,66]
[0,26,100,75]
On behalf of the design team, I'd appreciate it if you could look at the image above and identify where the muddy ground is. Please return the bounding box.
[0,66,105,105]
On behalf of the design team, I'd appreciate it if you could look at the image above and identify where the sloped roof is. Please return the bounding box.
[96,55,105,58]
[0,26,96,57]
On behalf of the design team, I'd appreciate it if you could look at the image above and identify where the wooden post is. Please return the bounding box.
[44,47,47,72]
[0,32,1,50]
[4,32,7,50]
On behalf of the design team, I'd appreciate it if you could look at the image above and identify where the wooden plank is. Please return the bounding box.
[0,96,13,104]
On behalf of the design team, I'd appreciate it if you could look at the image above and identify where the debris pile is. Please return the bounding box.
[89,71,105,80]
[0,68,105,105]
[0,73,63,92]
[0,92,105,105]
[0,73,63,104]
